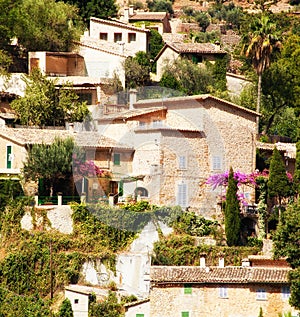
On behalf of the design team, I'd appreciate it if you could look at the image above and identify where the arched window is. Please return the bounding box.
[134,187,148,197]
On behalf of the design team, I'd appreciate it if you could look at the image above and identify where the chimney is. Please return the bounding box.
[242,258,251,267]
[123,8,129,22]
[129,4,134,16]
[129,88,137,109]
[214,41,221,51]
[219,257,225,268]
[199,253,206,268]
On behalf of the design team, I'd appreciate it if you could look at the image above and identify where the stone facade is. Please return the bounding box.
[98,95,258,218]
[150,258,298,317]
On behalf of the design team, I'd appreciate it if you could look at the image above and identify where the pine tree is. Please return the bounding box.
[225,167,241,246]
[268,147,290,211]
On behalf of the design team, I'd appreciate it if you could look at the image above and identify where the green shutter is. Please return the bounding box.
[184,284,192,294]
[182,312,189,317]
[114,153,120,165]
[6,145,12,169]
[136,314,144,317]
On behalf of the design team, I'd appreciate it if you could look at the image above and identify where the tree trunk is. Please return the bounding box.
[256,73,262,134]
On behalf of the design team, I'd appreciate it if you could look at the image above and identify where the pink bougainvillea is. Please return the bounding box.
[72,154,103,179]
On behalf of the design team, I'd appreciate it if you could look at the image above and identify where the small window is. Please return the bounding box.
[74,299,79,304]
[181,312,190,317]
[184,283,192,294]
[177,183,187,208]
[6,145,12,169]
[135,187,148,197]
[113,153,120,165]
[128,33,136,43]
[100,32,108,40]
[139,121,146,128]
[212,156,221,170]
[219,287,228,298]
[114,33,122,42]
[178,155,187,169]
[282,286,291,300]
[256,289,267,300]
[152,120,162,127]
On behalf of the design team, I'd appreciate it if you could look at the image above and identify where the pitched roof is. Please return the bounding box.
[256,141,296,159]
[0,127,132,149]
[134,94,260,117]
[76,36,134,58]
[98,106,167,121]
[0,127,73,146]
[90,17,150,33]
[75,131,132,149]
[129,12,169,21]
[150,266,291,284]
[155,42,227,61]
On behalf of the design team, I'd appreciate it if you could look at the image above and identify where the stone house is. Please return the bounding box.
[122,6,171,35]
[0,127,133,201]
[154,42,227,80]
[97,93,259,218]
[150,256,298,317]
[124,298,150,317]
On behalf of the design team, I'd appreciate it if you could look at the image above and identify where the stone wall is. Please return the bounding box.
[150,284,296,317]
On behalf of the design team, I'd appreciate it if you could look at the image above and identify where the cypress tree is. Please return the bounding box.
[225,167,241,246]
[268,147,290,207]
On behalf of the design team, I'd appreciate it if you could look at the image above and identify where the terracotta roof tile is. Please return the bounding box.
[0,127,132,149]
[129,12,168,21]
[98,106,167,121]
[256,141,296,159]
[150,266,291,284]
[77,36,134,58]
[168,42,227,54]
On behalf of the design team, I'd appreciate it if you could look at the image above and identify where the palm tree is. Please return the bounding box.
[243,15,280,133]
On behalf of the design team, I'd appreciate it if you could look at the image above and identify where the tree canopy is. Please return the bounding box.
[62,0,118,23]
[11,69,90,127]
[22,137,75,196]
[11,0,83,52]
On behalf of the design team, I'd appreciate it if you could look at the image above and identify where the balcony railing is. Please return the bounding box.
[242,205,258,215]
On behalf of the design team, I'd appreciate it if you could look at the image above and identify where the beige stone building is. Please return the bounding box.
[150,256,298,317]
[155,42,227,81]
[97,94,259,217]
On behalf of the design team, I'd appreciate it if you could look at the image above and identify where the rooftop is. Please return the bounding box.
[0,127,132,149]
[76,36,135,58]
[151,266,291,284]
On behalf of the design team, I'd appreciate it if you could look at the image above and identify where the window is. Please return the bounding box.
[6,145,12,169]
[282,286,291,300]
[114,33,122,42]
[181,312,190,317]
[113,153,120,165]
[139,121,146,128]
[135,187,148,197]
[100,32,108,40]
[219,287,228,298]
[128,33,136,43]
[77,92,93,105]
[184,283,192,294]
[177,183,187,208]
[74,299,79,304]
[212,156,221,170]
[178,155,187,169]
[256,289,267,300]
[152,120,162,127]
